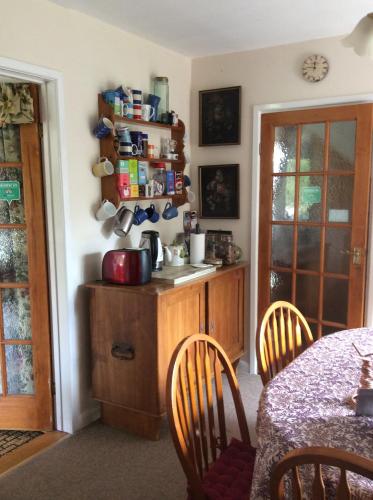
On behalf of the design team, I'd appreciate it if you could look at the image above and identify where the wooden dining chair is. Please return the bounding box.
[270,446,373,500]
[166,333,256,500]
[256,301,314,385]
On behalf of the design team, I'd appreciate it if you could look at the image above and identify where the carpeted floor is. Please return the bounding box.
[0,431,43,458]
[0,369,263,500]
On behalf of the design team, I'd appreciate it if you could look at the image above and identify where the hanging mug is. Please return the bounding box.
[92,157,114,177]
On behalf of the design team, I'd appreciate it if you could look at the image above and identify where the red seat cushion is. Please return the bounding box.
[201,438,256,500]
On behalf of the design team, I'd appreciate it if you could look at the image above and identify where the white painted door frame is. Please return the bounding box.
[250,93,373,373]
[0,57,73,432]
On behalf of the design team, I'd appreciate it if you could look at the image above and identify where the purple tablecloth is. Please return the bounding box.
[250,328,373,499]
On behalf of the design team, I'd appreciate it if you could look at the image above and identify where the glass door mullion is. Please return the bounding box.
[317,122,330,339]
[291,125,302,305]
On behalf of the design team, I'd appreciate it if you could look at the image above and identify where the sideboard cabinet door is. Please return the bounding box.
[157,282,205,410]
[207,268,245,360]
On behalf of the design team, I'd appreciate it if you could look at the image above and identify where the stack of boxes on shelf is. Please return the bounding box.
[116,159,183,200]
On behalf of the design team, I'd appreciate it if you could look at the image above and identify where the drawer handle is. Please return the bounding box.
[111,342,135,361]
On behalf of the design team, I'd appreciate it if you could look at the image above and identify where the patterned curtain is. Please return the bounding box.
[0,84,34,126]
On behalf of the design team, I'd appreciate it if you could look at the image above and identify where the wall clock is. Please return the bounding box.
[302,55,329,82]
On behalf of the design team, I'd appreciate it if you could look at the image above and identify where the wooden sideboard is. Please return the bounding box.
[85,262,247,440]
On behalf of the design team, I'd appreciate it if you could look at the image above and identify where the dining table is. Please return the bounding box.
[250,327,373,499]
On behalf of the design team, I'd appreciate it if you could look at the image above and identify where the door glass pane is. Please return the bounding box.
[296,274,319,318]
[0,129,4,162]
[2,289,31,340]
[327,176,353,223]
[297,226,321,271]
[300,123,325,172]
[271,225,293,267]
[329,121,356,171]
[299,176,322,221]
[325,228,351,275]
[270,271,292,302]
[323,325,341,336]
[323,278,348,324]
[0,167,25,224]
[272,176,295,221]
[273,126,296,173]
[5,344,34,395]
[2,125,21,162]
[308,322,319,339]
[0,229,28,282]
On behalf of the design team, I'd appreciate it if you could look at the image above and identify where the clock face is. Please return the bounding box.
[302,55,329,82]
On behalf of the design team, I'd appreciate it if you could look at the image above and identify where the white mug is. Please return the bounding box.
[95,199,117,221]
[141,104,155,122]
[92,157,114,177]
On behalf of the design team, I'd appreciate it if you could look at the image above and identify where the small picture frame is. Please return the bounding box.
[199,164,239,219]
[199,86,241,146]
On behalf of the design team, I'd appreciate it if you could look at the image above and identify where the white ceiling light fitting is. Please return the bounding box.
[342,13,373,58]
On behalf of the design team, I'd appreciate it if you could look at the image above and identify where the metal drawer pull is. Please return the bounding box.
[111,342,135,360]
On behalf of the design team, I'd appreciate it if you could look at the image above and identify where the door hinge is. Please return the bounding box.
[51,381,56,396]
[259,142,262,155]
[39,123,44,139]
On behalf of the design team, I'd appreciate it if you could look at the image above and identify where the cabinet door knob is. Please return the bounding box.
[111,342,135,360]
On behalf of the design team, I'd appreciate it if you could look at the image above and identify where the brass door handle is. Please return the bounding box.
[340,247,365,265]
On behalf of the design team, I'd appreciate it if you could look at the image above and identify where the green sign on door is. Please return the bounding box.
[0,181,21,204]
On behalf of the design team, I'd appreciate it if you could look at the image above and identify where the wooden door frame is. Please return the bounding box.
[250,94,373,374]
[0,57,75,432]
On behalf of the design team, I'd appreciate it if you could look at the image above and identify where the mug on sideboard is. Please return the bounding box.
[133,104,142,120]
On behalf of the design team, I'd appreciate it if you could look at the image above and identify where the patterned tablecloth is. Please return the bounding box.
[250,328,373,499]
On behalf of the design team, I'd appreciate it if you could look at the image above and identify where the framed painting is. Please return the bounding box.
[199,86,241,146]
[199,164,239,219]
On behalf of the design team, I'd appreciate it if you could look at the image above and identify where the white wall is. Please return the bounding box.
[191,36,373,364]
[0,0,191,431]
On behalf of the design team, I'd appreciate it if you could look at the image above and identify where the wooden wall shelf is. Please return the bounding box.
[97,95,187,208]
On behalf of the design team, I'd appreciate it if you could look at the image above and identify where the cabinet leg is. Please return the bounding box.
[101,402,163,441]
[232,359,240,373]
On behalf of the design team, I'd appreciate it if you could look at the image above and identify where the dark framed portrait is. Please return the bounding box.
[199,164,239,219]
[199,86,241,146]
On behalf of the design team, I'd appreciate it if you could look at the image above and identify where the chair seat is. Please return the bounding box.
[201,438,256,500]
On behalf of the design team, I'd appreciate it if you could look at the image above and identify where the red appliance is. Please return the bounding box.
[102,248,151,285]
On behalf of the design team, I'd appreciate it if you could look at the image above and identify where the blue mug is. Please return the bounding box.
[145,203,160,223]
[183,175,191,187]
[162,202,178,220]
[93,117,114,138]
[118,141,138,156]
[133,204,148,225]
[147,94,161,121]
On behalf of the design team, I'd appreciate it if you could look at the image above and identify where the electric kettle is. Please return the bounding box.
[139,230,163,271]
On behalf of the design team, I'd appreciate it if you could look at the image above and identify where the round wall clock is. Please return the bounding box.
[302,55,329,82]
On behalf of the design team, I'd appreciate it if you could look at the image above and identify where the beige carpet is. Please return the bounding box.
[0,369,263,500]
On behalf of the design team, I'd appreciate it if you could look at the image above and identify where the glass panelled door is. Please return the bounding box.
[0,86,53,430]
[259,105,373,338]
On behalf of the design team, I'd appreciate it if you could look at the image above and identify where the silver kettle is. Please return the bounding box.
[140,230,163,271]
[113,206,134,237]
